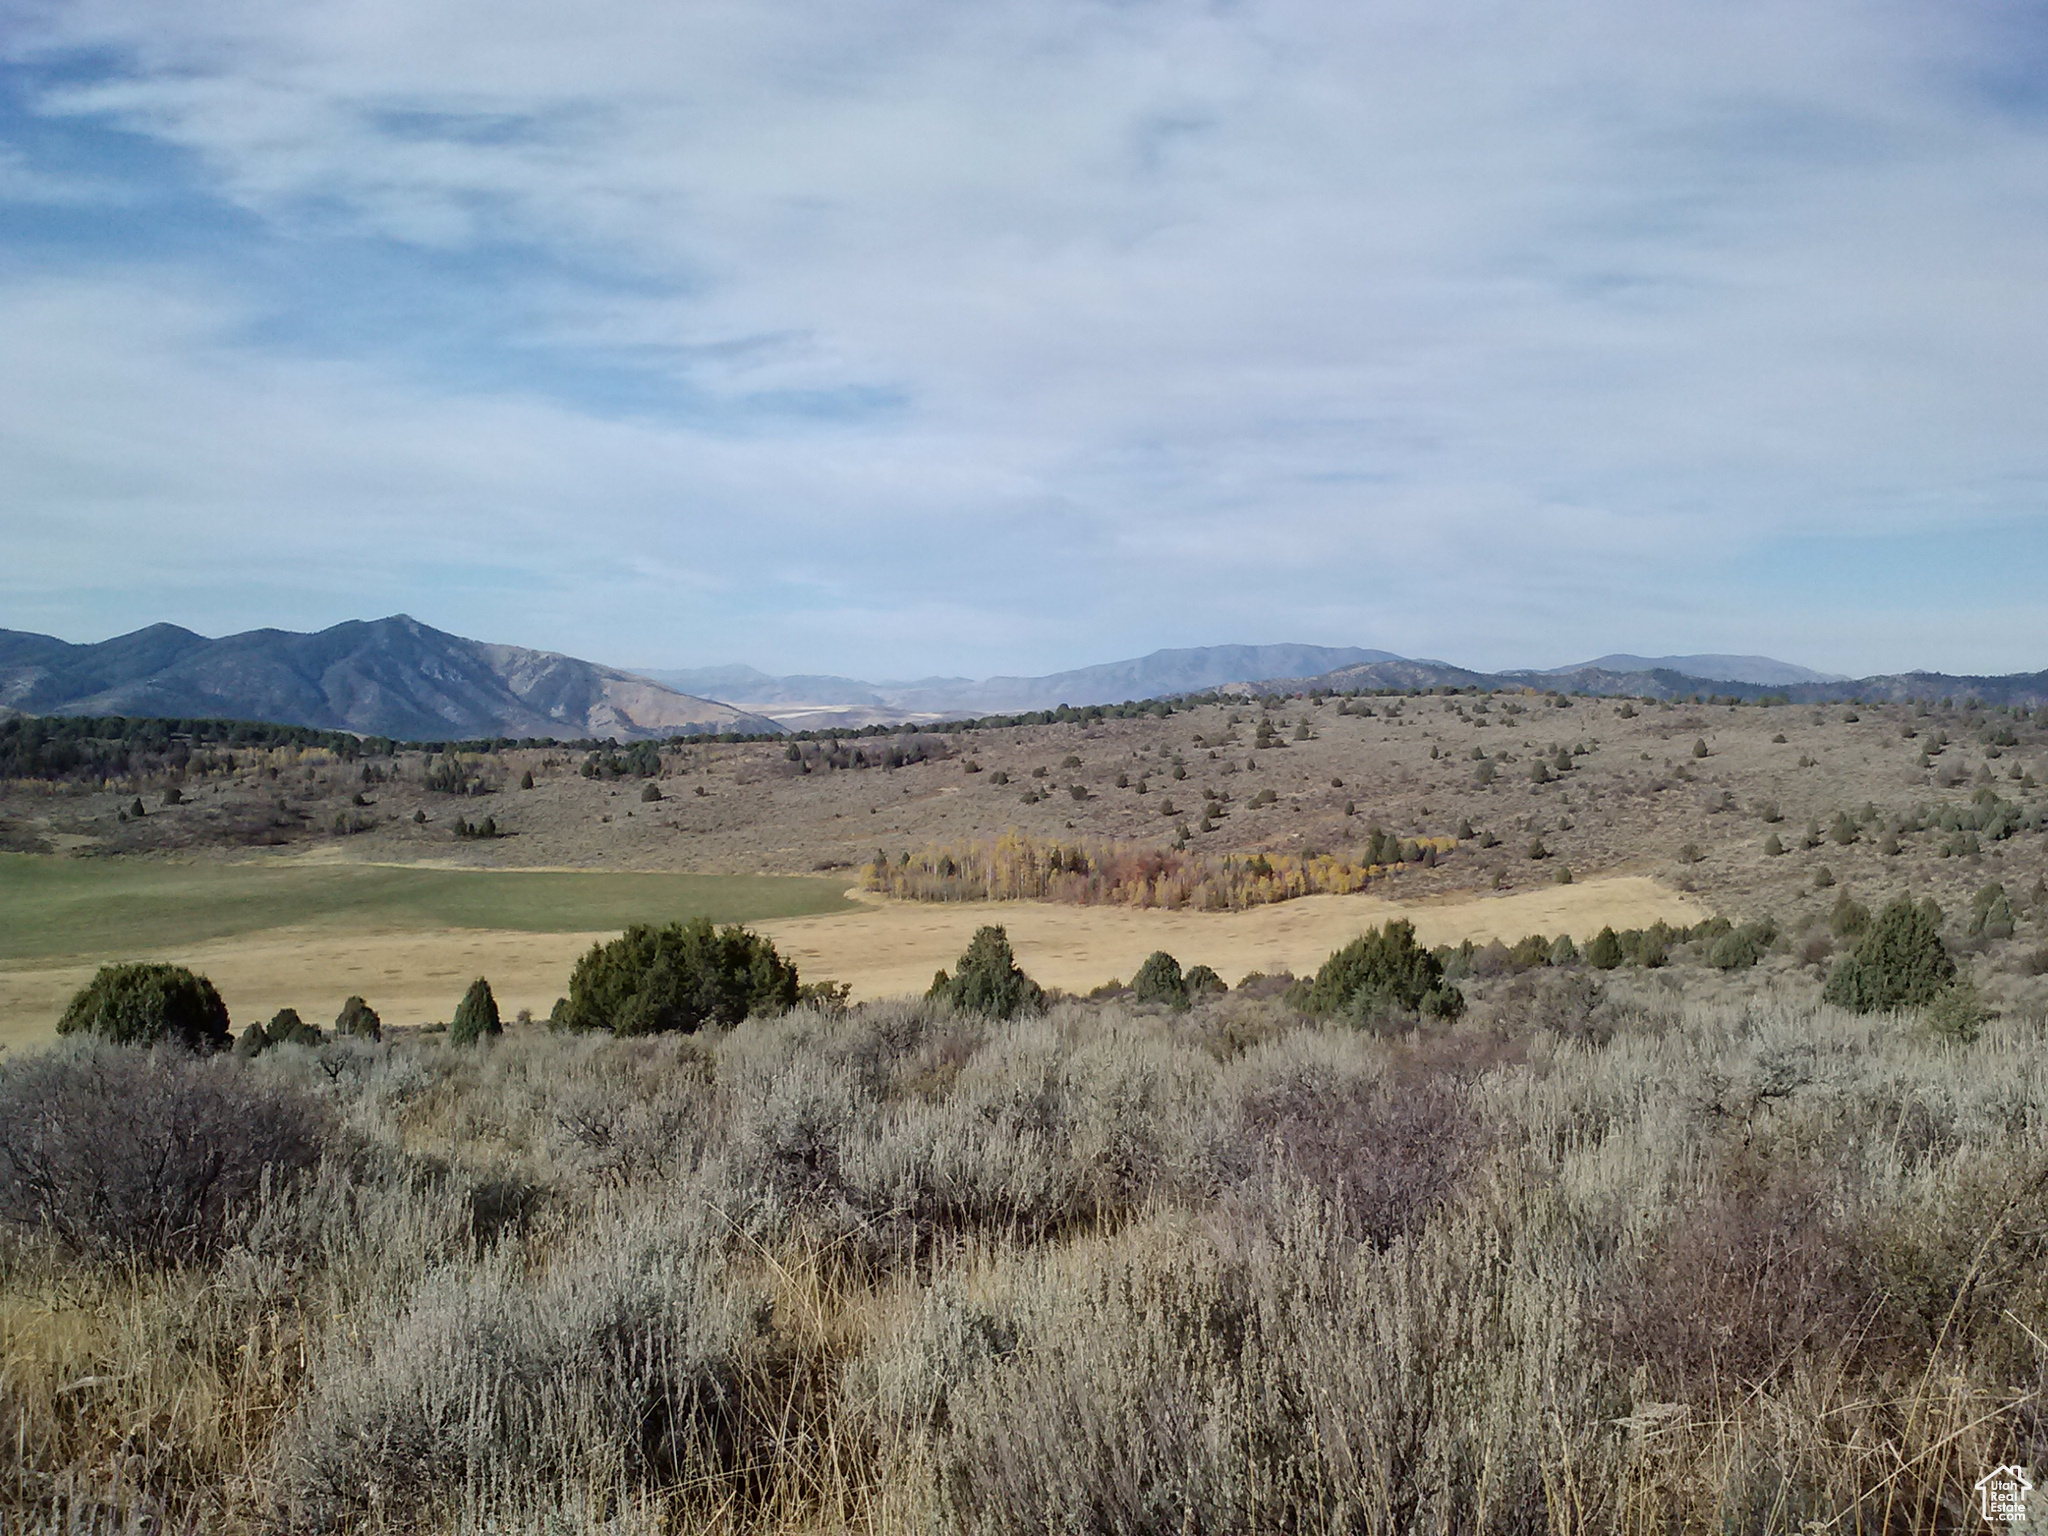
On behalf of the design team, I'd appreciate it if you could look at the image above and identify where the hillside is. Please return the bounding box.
[0,617,781,742]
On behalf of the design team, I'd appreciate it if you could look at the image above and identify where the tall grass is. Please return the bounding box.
[2,985,2042,1531]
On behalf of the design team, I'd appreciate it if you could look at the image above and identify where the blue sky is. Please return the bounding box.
[3,0,2047,679]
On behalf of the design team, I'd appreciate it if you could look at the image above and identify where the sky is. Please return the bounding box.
[3,0,2047,681]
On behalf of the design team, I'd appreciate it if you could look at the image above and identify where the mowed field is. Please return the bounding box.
[0,849,1704,1049]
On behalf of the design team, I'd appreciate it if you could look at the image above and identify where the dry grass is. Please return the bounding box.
[2,981,2045,1532]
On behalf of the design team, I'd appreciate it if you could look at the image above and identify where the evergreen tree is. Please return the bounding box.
[1823,898,1955,1012]
[1131,951,1188,1009]
[560,919,799,1034]
[450,977,502,1046]
[57,963,231,1052]
[1301,920,1462,1023]
[335,995,382,1041]
[1586,927,1623,970]
[930,926,1045,1019]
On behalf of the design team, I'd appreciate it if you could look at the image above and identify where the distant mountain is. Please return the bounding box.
[0,616,782,741]
[1269,657,2048,706]
[647,645,1405,724]
[1546,653,1848,687]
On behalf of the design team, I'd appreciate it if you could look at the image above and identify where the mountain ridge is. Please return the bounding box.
[0,616,781,741]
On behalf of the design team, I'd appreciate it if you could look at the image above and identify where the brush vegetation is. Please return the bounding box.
[3,963,2042,1532]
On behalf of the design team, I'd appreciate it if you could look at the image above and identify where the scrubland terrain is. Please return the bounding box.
[5,688,2048,1530]
[5,978,2044,1533]
[6,692,2040,920]
[8,688,2048,1039]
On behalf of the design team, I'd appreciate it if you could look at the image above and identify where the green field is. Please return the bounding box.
[0,854,854,961]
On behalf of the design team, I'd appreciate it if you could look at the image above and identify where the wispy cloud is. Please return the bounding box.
[3,0,2047,675]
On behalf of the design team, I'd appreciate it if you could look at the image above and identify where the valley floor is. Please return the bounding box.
[0,872,1703,1049]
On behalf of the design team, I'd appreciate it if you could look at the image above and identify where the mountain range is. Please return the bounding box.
[639,648,1851,727]
[0,617,779,741]
[3,618,2040,741]
[637,645,1406,728]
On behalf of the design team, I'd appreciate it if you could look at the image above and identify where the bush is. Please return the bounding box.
[335,994,382,1041]
[280,1212,754,1526]
[1708,929,1761,971]
[1829,894,1870,938]
[450,977,503,1046]
[560,920,801,1034]
[930,926,1045,1019]
[1131,951,1188,1009]
[56,963,231,1052]
[266,1007,325,1048]
[1969,882,2016,941]
[1301,920,1463,1023]
[0,1046,326,1264]
[1586,926,1623,970]
[1183,963,1227,998]
[1823,898,1955,1012]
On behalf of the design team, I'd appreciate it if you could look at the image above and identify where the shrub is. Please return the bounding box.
[1610,1164,1879,1398]
[1232,1074,1491,1249]
[1301,920,1463,1023]
[1586,926,1623,970]
[232,1020,269,1058]
[56,963,231,1052]
[1131,951,1188,1009]
[1829,894,1870,939]
[1924,978,1991,1043]
[641,781,663,802]
[1969,882,2016,941]
[930,926,1045,1019]
[449,977,502,1046]
[1692,738,1709,758]
[1823,898,1955,1012]
[1183,963,1227,998]
[280,1212,754,1526]
[0,1046,325,1264]
[560,920,801,1034]
[335,994,382,1041]
[1708,929,1761,971]
[266,1007,325,1048]
[1763,832,1784,856]
[1548,934,1577,965]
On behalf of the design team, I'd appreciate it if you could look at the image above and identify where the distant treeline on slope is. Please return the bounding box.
[0,713,780,785]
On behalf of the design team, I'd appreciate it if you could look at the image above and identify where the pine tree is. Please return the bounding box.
[450,976,502,1046]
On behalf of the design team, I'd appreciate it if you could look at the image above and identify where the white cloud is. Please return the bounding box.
[4,0,2048,674]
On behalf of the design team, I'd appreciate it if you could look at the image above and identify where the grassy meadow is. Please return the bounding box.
[3,974,2043,1532]
[0,854,855,961]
